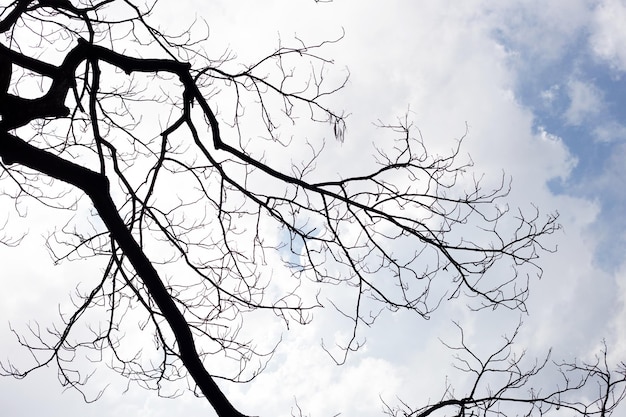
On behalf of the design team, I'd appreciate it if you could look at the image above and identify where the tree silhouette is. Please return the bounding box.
[0,1,622,416]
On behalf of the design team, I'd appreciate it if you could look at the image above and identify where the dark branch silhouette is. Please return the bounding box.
[0,1,620,416]
[382,324,626,417]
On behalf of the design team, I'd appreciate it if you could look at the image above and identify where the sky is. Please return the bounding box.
[1,0,626,416]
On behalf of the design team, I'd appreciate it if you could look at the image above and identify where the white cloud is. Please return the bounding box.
[590,0,626,72]
[593,120,626,142]
[540,84,561,106]
[610,264,626,365]
[485,0,592,65]
[1,1,625,416]
[564,79,604,125]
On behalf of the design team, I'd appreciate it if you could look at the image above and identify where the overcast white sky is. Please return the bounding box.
[2,0,626,416]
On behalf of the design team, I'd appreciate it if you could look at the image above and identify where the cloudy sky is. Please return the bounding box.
[1,0,626,416]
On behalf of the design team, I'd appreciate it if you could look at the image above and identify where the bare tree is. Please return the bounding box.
[0,1,619,417]
[381,324,626,417]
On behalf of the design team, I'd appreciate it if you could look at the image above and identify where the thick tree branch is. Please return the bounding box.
[0,2,598,417]
[0,131,247,417]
